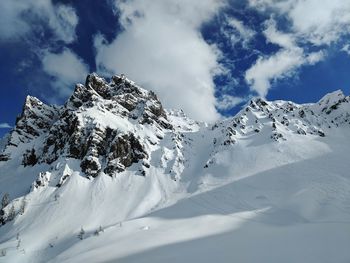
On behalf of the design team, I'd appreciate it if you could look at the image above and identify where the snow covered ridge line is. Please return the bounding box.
[0,73,350,179]
[0,72,349,225]
[0,74,350,262]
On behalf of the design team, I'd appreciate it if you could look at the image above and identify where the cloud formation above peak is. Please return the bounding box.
[0,123,11,129]
[245,0,350,96]
[95,0,225,122]
[41,48,89,97]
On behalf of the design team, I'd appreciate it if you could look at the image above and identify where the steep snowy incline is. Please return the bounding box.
[25,124,350,263]
[0,73,349,262]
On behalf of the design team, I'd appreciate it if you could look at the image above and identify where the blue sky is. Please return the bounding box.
[1,0,350,137]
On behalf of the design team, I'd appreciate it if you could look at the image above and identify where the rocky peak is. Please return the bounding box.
[5,73,174,178]
[19,96,56,122]
[210,90,349,147]
[85,73,110,97]
[318,90,345,106]
[68,73,172,130]
[0,95,59,163]
[1,78,349,182]
[23,95,41,112]
[315,89,349,115]
[70,73,149,103]
[11,96,58,145]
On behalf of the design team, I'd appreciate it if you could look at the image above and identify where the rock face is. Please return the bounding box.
[0,96,59,163]
[4,96,59,150]
[1,73,173,177]
[16,96,59,141]
[1,73,350,180]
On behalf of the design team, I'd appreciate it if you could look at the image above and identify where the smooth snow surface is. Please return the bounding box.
[48,130,350,263]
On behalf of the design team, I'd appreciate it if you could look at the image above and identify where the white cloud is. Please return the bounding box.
[0,1,30,39]
[245,48,326,97]
[0,1,81,101]
[306,50,325,65]
[245,18,303,96]
[342,44,350,56]
[0,0,79,43]
[95,0,226,122]
[224,17,255,47]
[263,18,295,49]
[0,123,11,129]
[48,4,79,44]
[245,48,304,97]
[244,0,349,97]
[249,0,350,46]
[288,0,350,45]
[42,48,89,97]
[216,95,245,110]
[248,0,294,13]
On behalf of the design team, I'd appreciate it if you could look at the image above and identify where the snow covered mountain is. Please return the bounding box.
[0,73,350,263]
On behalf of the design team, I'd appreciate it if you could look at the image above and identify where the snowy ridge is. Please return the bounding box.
[0,74,350,263]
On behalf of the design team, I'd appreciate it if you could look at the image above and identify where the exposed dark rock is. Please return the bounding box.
[56,174,70,187]
[32,172,50,189]
[271,132,284,141]
[272,122,277,130]
[255,98,268,107]
[105,133,148,175]
[81,156,101,177]
[0,154,10,162]
[297,128,307,135]
[223,139,236,145]
[22,148,38,166]
[318,131,325,137]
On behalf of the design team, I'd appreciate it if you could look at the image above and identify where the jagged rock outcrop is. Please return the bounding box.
[209,91,350,147]
[1,73,174,178]
[0,73,349,181]
[16,96,59,140]
[0,96,59,162]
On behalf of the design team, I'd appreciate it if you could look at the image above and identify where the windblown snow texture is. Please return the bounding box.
[0,74,350,263]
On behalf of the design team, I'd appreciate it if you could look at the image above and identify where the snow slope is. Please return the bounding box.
[0,74,349,262]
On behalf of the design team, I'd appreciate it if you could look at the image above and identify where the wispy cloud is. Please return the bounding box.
[0,0,79,43]
[216,95,245,111]
[0,0,83,100]
[342,44,350,56]
[244,0,349,97]
[245,18,326,97]
[0,123,12,129]
[221,16,256,48]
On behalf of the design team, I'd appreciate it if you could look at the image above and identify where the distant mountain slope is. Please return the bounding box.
[0,74,349,263]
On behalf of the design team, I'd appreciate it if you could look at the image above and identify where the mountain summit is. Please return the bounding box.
[0,74,350,262]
